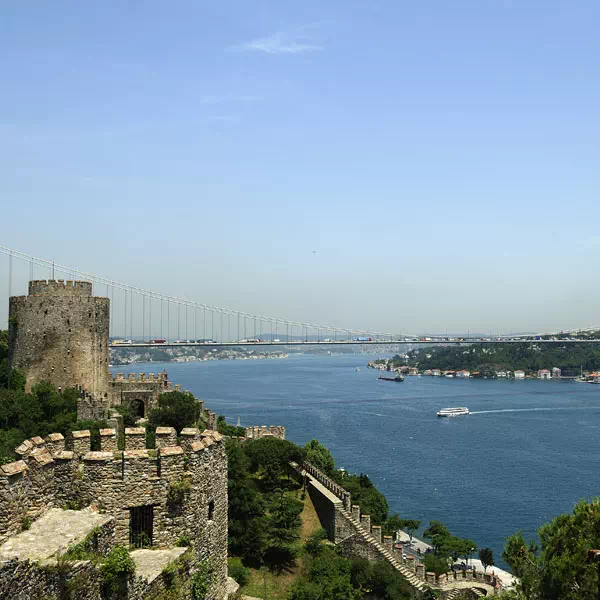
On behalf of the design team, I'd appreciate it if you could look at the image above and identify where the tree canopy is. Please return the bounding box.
[503,499,600,600]
[304,439,335,475]
[148,390,203,432]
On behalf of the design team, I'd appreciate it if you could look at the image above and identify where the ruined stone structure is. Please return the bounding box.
[301,462,499,598]
[105,371,173,420]
[244,425,286,440]
[8,280,110,403]
[0,428,229,599]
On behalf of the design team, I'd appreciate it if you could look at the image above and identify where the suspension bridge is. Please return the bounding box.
[1,245,599,347]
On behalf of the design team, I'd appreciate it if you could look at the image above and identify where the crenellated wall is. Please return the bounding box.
[300,461,500,598]
[0,429,229,599]
[244,425,286,440]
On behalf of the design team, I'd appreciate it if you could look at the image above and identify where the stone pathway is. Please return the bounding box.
[0,508,111,561]
[130,547,188,583]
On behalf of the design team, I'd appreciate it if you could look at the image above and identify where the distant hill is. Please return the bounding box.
[406,342,600,375]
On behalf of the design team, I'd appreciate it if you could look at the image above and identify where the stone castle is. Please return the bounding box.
[3,280,231,599]
[8,280,219,424]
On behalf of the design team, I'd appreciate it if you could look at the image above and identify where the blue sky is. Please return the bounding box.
[1,1,599,334]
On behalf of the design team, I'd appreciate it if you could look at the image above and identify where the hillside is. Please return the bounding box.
[406,342,600,375]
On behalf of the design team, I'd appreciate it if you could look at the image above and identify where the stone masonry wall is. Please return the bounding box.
[108,371,173,419]
[8,280,110,401]
[0,557,103,600]
[0,429,229,599]
[244,425,286,440]
[301,462,500,597]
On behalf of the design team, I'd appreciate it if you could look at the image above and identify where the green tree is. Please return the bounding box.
[423,521,451,555]
[423,552,450,576]
[384,514,404,537]
[304,439,335,475]
[244,437,304,492]
[503,499,600,600]
[304,528,328,557]
[148,390,202,432]
[479,547,494,573]
[265,491,303,570]
[290,546,359,600]
[339,473,389,525]
[225,439,267,562]
[399,519,421,543]
[216,414,245,437]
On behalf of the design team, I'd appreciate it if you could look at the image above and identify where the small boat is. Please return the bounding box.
[437,407,470,417]
[378,374,404,382]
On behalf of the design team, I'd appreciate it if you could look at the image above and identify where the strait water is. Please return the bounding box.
[112,354,600,567]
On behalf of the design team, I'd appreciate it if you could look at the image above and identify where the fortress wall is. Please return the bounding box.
[108,371,173,418]
[187,431,229,600]
[0,558,103,600]
[26,451,56,519]
[156,427,178,448]
[300,461,499,596]
[0,430,227,564]
[0,462,30,544]
[124,428,147,450]
[244,425,286,440]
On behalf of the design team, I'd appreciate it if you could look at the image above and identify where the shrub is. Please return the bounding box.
[21,515,32,531]
[227,558,249,587]
[101,546,135,596]
[304,528,328,557]
[149,391,202,432]
[167,477,192,507]
[191,561,212,600]
[176,534,192,547]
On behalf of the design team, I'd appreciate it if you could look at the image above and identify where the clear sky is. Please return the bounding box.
[1,1,599,334]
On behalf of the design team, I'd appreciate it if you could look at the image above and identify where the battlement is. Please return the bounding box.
[111,371,170,384]
[28,280,93,297]
[300,461,500,596]
[0,428,226,546]
[244,425,286,440]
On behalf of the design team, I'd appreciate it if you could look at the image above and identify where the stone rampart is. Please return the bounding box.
[244,425,286,440]
[0,429,227,551]
[0,557,103,600]
[299,461,499,598]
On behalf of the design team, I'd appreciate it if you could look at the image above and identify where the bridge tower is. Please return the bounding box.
[8,280,110,403]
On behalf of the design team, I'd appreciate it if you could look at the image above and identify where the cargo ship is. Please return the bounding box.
[377,374,404,382]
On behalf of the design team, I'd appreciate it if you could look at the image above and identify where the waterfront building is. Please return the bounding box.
[538,369,552,380]
[514,370,525,379]
[432,369,442,376]
[552,367,562,379]
[456,370,471,378]
[408,367,419,376]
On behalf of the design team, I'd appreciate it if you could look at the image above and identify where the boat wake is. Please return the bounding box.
[470,407,600,415]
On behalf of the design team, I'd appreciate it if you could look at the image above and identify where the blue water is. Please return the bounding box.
[112,354,600,567]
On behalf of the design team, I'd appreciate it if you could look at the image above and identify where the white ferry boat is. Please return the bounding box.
[437,407,470,417]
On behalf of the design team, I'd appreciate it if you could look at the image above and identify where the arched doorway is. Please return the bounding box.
[131,398,145,418]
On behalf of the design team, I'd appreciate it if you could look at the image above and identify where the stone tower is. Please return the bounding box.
[8,280,110,400]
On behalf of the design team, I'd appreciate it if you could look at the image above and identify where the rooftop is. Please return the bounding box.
[0,508,111,562]
[130,547,187,583]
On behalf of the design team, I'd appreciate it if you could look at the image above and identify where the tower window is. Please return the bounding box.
[208,500,215,521]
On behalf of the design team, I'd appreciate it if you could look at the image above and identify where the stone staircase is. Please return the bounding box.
[338,506,427,592]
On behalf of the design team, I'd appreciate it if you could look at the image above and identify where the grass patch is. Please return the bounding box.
[241,566,298,600]
[297,489,321,542]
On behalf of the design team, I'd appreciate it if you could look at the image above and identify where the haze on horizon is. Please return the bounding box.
[1,1,599,335]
